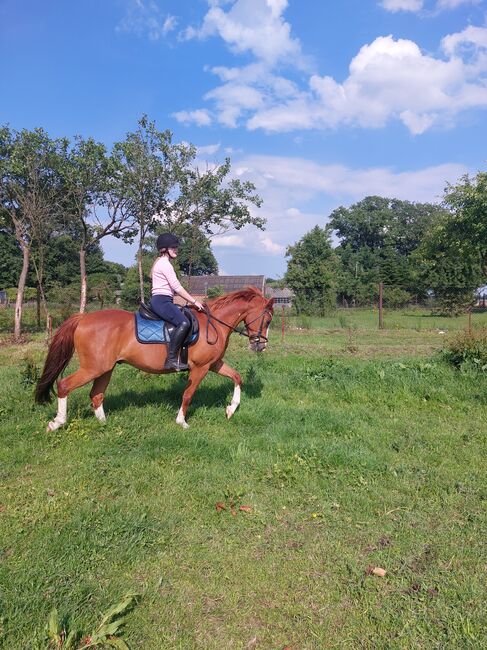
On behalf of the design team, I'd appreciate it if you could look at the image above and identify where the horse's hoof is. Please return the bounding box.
[226,406,233,419]
[47,420,62,432]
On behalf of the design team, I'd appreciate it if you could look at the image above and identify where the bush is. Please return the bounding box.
[443,328,487,369]
[4,286,37,302]
[383,286,411,308]
[207,285,224,299]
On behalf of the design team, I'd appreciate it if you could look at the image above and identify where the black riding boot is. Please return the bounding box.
[164,321,190,371]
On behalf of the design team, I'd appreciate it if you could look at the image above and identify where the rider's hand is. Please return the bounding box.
[193,300,204,311]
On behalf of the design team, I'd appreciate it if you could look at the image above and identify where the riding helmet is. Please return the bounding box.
[156,233,180,251]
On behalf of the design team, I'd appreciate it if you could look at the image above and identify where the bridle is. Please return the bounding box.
[201,303,272,346]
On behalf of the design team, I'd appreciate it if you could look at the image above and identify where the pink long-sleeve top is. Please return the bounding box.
[151,256,183,297]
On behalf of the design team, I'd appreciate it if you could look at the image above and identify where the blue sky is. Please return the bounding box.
[1,0,486,277]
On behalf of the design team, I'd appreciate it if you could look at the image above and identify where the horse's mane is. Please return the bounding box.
[208,286,264,309]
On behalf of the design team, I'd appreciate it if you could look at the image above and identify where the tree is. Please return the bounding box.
[120,256,153,307]
[163,156,265,259]
[112,117,194,301]
[442,172,487,274]
[0,229,22,288]
[285,226,338,315]
[61,136,137,312]
[173,227,218,277]
[0,126,65,339]
[329,196,448,304]
[414,173,487,315]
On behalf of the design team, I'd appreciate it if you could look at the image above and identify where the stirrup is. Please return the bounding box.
[164,357,189,372]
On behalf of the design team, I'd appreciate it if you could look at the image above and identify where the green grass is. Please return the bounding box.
[0,318,486,648]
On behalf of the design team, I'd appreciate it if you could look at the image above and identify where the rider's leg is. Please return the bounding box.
[150,296,191,371]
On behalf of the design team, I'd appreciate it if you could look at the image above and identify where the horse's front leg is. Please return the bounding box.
[176,364,210,429]
[210,360,242,419]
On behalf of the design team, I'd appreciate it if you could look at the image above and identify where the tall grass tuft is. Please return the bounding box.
[443,327,487,369]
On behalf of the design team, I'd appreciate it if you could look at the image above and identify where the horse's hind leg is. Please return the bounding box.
[90,369,114,423]
[47,367,99,432]
[210,360,242,419]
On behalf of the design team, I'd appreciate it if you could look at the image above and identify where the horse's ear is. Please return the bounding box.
[266,297,275,308]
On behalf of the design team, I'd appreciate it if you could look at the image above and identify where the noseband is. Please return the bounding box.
[244,309,272,344]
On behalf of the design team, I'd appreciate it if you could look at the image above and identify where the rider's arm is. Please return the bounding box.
[175,286,204,311]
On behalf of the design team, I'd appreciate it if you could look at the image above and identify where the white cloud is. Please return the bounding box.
[173,109,213,126]
[212,234,246,247]
[442,24,487,56]
[259,236,285,255]
[177,0,487,136]
[247,32,487,134]
[197,143,221,156]
[380,0,479,11]
[185,0,302,65]
[380,0,423,12]
[237,154,468,203]
[117,1,177,40]
[204,154,469,260]
[436,0,480,9]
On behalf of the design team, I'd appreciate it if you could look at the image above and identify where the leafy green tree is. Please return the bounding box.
[61,136,137,312]
[0,230,22,287]
[120,256,153,307]
[414,173,487,315]
[329,196,448,304]
[285,226,338,315]
[0,125,65,338]
[162,155,265,255]
[173,228,218,277]
[112,116,193,301]
[442,172,487,274]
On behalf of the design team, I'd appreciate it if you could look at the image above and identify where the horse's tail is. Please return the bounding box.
[35,314,84,404]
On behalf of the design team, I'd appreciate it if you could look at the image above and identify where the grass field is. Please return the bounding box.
[0,308,486,648]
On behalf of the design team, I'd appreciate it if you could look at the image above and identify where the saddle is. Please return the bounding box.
[135,303,199,364]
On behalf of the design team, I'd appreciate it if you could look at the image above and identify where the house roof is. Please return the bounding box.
[184,275,265,294]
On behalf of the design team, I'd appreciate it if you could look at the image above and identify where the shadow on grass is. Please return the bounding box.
[105,366,264,413]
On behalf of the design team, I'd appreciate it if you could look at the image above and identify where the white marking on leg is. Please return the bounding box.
[47,396,67,431]
[94,404,106,422]
[176,407,189,429]
[226,384,241,419]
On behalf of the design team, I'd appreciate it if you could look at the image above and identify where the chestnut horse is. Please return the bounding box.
[35,288,274,431]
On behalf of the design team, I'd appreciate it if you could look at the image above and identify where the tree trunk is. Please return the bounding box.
[14,244,29,341]
[36,284,41,329]
[138,247,145,303]
[80,249,87,313]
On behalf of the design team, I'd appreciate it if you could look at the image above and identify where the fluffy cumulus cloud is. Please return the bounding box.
[176,0,487,134]
[184,0,302,65]
[248,32,487,134]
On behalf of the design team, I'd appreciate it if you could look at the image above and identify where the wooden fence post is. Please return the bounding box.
[379,282,384,330]
[281,305,285,341]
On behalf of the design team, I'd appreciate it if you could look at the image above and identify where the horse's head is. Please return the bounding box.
[243,295,275,352]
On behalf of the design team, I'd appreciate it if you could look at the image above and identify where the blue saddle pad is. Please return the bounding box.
[134,309,199,346]
[135,311,168,343]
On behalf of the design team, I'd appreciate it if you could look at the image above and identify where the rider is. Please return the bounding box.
[150,233,204,372]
